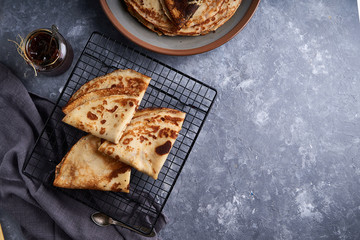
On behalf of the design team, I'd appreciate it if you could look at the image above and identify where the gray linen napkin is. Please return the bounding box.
[0,62,167,240]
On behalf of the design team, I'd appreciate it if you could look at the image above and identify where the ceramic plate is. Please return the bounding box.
[100,0,260,55]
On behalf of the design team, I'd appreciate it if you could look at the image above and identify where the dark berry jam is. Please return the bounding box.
[27,31,59,66]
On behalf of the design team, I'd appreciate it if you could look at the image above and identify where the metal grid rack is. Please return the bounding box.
[22,32,217,235]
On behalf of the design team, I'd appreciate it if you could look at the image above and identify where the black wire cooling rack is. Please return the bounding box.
[22,32,217,235]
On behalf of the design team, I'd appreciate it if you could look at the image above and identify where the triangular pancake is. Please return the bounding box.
[53,134,131,193]
[62,95,138,144]
[162,0,202,29]
[124,0,177,35]
[98,108,186,180]
[63,69,151,114]
[126,2,168,35]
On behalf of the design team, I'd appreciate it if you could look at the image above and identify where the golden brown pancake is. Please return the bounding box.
[53,134,131,193]
[124,0,177,35]
[126,3,166,35]
[62,95,138,144]
[98,108,186,180]
[63,69,151,114]
[161,0,202,29]
[124,0,242,36]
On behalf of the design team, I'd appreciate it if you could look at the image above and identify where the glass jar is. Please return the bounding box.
[23,26,73,76]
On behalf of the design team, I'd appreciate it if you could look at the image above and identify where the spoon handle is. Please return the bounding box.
[110,218,156,237]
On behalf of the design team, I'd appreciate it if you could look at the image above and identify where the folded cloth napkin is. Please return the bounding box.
[0,62,167,240]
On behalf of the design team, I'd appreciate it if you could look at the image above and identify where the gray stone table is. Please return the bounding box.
[1,1,360,239]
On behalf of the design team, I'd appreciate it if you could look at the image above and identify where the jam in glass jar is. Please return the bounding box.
[24,25,73,76]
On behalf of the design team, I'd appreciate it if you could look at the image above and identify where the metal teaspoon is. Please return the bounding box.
[91,212,156,237]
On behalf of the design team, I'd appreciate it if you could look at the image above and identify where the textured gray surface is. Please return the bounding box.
[1,0,360,239]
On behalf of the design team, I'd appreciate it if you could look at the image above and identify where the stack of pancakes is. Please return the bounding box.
[124,0,243,36]
[54,69,186,193]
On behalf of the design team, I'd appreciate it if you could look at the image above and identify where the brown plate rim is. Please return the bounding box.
[100,0,261,56]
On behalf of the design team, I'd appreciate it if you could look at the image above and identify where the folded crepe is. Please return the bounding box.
[160,0,202,29]
[62,95,138,144]
[53,134,131,193]
[63,69,151,114]
[98,108,186,180]
[124,0,242,36]
[124,0,176,35]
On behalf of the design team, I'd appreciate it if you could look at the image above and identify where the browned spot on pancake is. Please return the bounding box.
[168,0,201,28]
[115,155,120,160]
[108,165,130,180]
[150,125,160,133]
[115,114,118,118]
[106,147,115,155]
[126,184,130,191]
[128,78,147,91]
[152,167,156,175]
[123,138,133,145]
[158,128,178,139]
[119,129,134,140]
[125,146,134,152]
[140,136,148,143]
[69,165,77,180]
[109,79,125,90]
[111,183,122,192]
[158,128,169,138]
[103,100,108,105]
[164,115,183,126]
[87,111,98,120]
[100,127,106,135]
[114,98,137,107]
[100,120,106,124]
[129,101,134,107]
[155,141,172,155]
[106,105,118,113]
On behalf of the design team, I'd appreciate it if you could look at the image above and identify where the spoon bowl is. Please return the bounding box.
[91,212,112,227]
